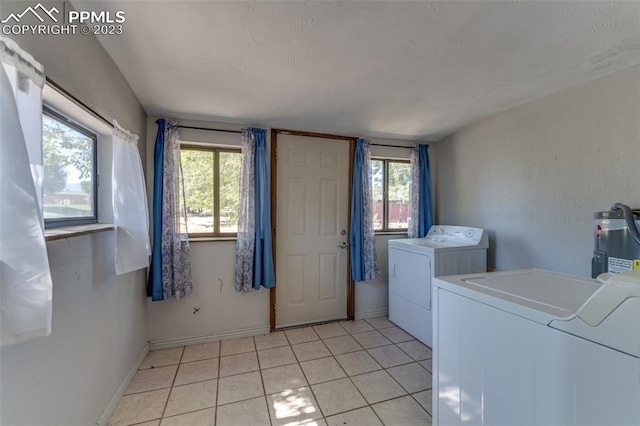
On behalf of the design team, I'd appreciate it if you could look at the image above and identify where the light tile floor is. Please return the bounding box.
[108,317,432,426]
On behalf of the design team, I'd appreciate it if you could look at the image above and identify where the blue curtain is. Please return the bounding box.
[417,144,434,237]
[349,138,379,282]
[252,129,276,289]
[147,119,165,301]
[147,119,193,301]
[235,127,275,291]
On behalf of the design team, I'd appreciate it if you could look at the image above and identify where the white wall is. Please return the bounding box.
[436,65,639,277]
[0,2,149,424]
[144,120,420,342]
[147,238,271,345]
[355,234,395,319]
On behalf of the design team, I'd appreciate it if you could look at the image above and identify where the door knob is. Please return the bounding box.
[337,242,347,249]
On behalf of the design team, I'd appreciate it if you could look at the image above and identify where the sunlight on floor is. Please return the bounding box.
[270,387,320,425]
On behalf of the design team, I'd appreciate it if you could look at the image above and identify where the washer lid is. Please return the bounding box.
[434,269,601,324]
[465,270,600,315]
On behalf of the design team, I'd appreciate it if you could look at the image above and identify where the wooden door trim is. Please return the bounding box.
[270,129,278,331]
[272,128,355,141]
[270,129,356,331]
[346,139,355,321]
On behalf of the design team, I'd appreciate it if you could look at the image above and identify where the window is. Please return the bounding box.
[372,159,410,231]
[42,107,97,227]
[181,145,242,237]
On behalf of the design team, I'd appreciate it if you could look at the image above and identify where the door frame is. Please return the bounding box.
[270,128,356,331]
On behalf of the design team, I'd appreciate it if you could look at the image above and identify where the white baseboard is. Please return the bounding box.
[149,325,271,351]
[355,309,389,320]
[96,342,149,426]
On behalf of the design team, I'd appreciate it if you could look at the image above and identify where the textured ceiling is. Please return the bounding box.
[75,1,640,140]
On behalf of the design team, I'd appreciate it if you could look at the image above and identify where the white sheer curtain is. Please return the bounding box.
[112,121,150,275]
[160,122,192,299]
[0,37,53,346]
[235,129,256,292]
[349,138,380,281]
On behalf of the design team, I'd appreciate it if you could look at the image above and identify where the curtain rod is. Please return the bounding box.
[177,125,241,134]
[178,127,418,146]
[371,143,413,149]
[44,82,241,135]
[45,77,113,129]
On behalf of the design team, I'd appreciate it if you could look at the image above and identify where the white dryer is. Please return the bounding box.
[388,225,488,347]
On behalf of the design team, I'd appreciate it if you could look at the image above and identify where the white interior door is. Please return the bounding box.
[275,134,350,328]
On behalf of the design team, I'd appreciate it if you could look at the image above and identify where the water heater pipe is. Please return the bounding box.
[611,203,640,246]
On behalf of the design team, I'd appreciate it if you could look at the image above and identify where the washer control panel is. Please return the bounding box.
[425,225,484,245]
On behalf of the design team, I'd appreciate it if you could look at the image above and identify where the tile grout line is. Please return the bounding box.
[267,331,323,424]
[283,329,327,422]
[160,406,217,423]
[374,339,432,420]
[157,344,221,423]
[213,341,221,426]
[320,351,356,417]
[345,367,373,412]
[308,322,351,421]
[159,345,186,422]
[332,326,386,411]
[295,353,325,420]
[285,323,355,421]
[359,319,421,424]
[409,391,433,417]
[251,336,274,426]
[322,322,384,425]
[285,326,340,420]
[332,337,376,418]
[365,345,423,370]
[322,323,430,423]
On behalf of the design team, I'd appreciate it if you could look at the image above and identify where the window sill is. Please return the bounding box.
[45,223,114,241]
[188,236,237,243]
[375,230,408,236]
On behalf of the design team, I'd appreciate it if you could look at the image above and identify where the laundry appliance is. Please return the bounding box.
[432,268,640,426]
[388,225,488,347]
[592,202,640,278]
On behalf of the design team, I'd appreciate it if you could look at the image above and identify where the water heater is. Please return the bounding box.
[592,203,640,278]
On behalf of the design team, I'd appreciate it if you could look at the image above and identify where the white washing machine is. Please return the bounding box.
[388,225,488,347]
[432,269,640,426]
